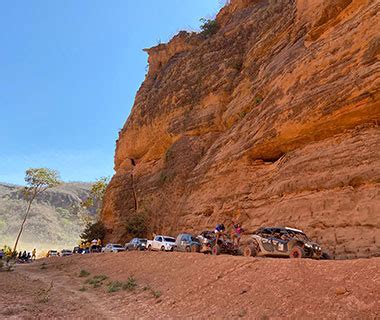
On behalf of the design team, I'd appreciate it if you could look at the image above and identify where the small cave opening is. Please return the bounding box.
[130,159,136,166]
[250,152,286,164]
[262,152,286,163]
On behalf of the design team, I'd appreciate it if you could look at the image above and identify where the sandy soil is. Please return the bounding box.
[0,252,379,319]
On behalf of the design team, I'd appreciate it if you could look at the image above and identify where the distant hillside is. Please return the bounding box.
[0,182,95,252]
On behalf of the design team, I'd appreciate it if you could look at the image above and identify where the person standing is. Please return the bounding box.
[32,248,36,261]
[232,223,244,246]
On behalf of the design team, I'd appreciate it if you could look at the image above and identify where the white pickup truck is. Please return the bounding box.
[147,235,176,251]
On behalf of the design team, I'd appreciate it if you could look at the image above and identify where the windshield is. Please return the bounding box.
[288,231,309,241]
[164,237,175,243]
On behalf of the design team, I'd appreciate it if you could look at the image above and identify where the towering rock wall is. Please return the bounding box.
[101,0,380,259]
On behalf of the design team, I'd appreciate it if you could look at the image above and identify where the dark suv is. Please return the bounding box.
[174,233,201,252]
[243,227,322,259]
[125,238,148,251]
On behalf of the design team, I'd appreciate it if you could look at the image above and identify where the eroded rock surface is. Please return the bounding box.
[101,0,380,259]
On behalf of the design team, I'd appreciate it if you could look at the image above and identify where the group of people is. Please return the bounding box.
[17,248,36,262]
[214,222,244,246]
[77,238,102,253]
[0,246,37,262]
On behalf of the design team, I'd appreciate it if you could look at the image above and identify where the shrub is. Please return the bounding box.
[200,18,219,38]
[107,281,123,293]
[255,96,263,105]
[79,286,87,292]
[122,276,137,291]
[152,290,162,299]
[93,274,108,281]
[79,269,90,277]
[85,275,107,288]
[126,213,148,238]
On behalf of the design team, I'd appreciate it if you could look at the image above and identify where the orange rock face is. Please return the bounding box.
[101,0,380,259]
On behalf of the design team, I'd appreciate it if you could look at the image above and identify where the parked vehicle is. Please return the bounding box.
[147,235,175,251]
[102,244,126,253]
[0,249,4,260]
[61,249,72,257]
[211,238,242,256]
[46,250,58,257]
[89,245,102,253]
[125,238,148,251]
[73,246,80,254]
[197,231,241,255]
[243,227,322,259]
[174,233,201,252]
[197,231,216,254]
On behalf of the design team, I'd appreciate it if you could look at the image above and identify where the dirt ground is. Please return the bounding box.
[0,252,379,319]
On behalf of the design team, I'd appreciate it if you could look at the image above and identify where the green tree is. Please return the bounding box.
[81,177,109,220]
[199,18,219,37]
[13,168,61,252]
[80,221,106,242]
[126,212,149,238]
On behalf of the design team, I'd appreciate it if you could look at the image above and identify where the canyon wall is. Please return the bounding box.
[101,0,380,259]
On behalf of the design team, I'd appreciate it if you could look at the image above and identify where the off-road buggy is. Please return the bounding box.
[197,231,242,256]
[243,227,322,259]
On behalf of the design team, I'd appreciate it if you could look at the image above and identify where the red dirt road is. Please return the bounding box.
[1,252,379,319]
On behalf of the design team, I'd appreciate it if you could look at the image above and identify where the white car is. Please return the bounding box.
[147,235,176,251]
[47,250,58,257]
[102,244,126,253]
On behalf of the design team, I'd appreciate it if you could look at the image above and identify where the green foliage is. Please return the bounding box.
[25,168,61,191]
[79,286,87,292]
[93,274,108,282]
[122,276,137,291]
[126,213,148,238]
[199,18,219,38]
[107,281,123,293]
[83,275,108,288]
[255,95,263,105]
[13,168,61,253]
[79,269,90,277]
[152,290,162,298]
[80,221,106,242]
[81,177,109,211]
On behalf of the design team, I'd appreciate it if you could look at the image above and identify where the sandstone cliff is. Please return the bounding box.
[101,0,380,259]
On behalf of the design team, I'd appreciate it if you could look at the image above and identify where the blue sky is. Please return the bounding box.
[0,1,224,185]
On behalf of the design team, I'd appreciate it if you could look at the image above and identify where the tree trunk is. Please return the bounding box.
[131,173,138,212]
[13,190,36,253]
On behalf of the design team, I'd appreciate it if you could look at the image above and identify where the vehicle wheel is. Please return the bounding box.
[191,245,198,253]
[161,246,165,251]
[289,246,305,259]
[185,246,191,253]
[212,245,221,256]
[243,245,257,257]
[147,245,152,251]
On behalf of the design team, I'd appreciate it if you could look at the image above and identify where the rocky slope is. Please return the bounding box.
[101,0,380,259]
[0,182,94,251]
